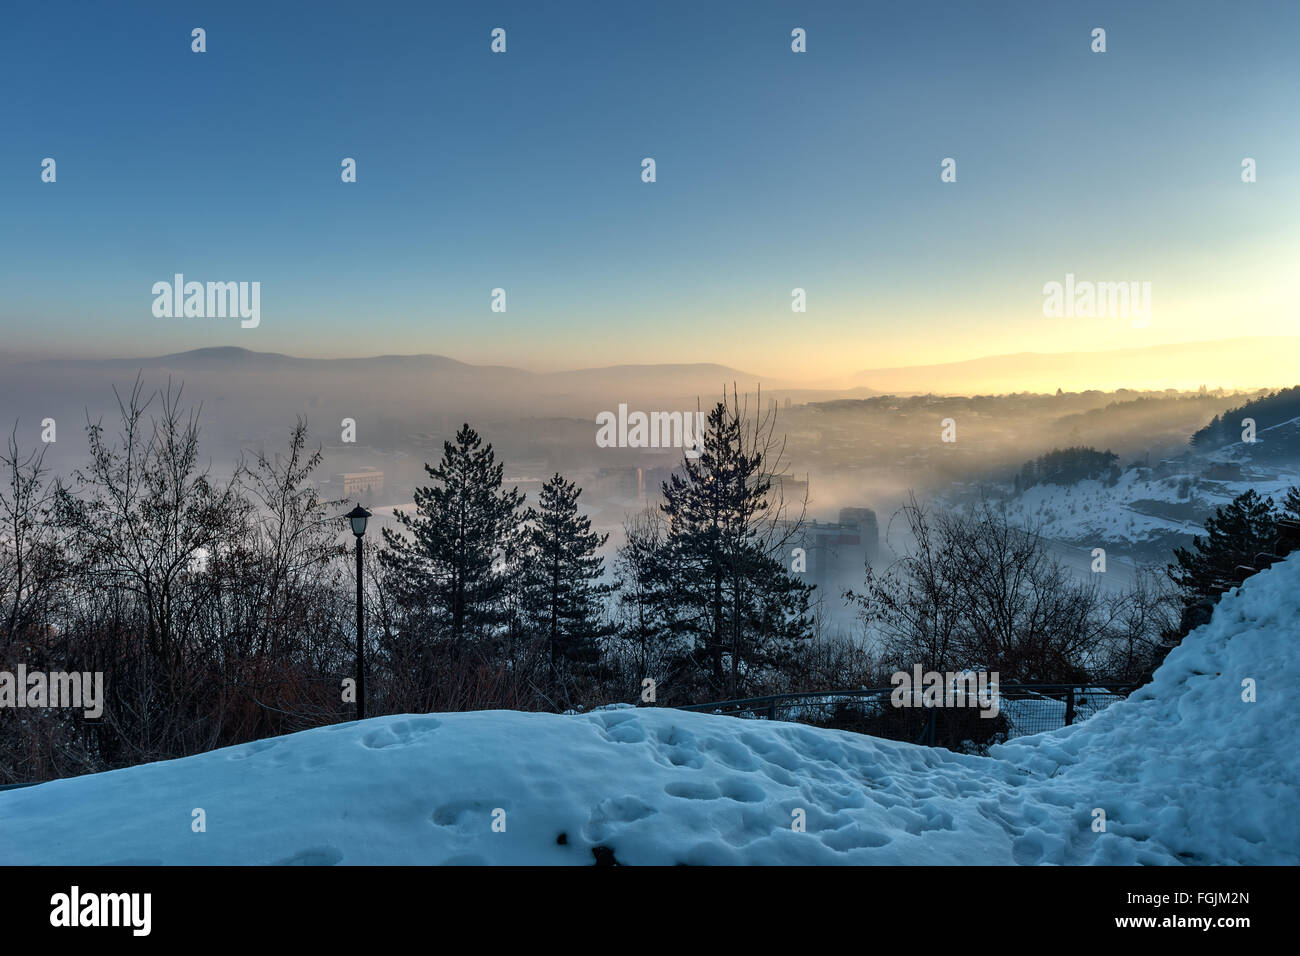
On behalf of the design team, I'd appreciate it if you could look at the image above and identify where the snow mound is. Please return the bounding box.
[992,550,1300,865]
[3,558,1298,865]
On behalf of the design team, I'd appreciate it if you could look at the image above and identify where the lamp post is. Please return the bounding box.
[347,504,372,721]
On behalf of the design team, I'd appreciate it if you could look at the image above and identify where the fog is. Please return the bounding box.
[0,346,1278,633]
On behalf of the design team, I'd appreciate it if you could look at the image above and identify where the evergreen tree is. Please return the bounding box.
[1014,446,1118,491]
[522,474,613,677]
[1284,486,1300,519]
[658,395,813,698]
[1189,386,1300,447]
[380,424,524,643]
[613,508,679,692]
[1168,489,1278,605]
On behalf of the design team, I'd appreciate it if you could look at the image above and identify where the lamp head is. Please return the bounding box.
[347,504,372,537]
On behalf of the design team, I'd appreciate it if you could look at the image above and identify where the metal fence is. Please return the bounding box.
[674,683,1139,751]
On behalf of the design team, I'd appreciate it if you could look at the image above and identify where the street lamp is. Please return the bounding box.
[347,504,371,720]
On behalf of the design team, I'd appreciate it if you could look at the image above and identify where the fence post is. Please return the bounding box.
[917,708,936,746]
[768,700,778,721]
[1065,686,1076,727]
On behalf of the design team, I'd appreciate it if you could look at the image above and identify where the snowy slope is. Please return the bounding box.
[992,554,1300,865]
[3,557,1298,865]
[1217,414,1300,465]
[1001,467,1299,550]
[1006,470,1200,546]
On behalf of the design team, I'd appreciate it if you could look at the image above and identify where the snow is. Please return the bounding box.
[1218,414,1300,465]
[3,556,1298,865]
[998,466,1298,550]
[1007,470,1200,545]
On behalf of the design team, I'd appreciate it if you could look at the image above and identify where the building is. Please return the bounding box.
[837,507,880,561]
[782,506,880,594]
[592,466,643,501]
[333,470,384,498]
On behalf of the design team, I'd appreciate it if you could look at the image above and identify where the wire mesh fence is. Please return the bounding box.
[675,683,1138,753]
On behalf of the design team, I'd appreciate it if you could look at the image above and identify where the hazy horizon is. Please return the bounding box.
[7,334,1299,396]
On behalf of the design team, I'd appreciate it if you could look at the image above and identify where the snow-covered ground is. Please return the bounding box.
[3,555,1297,865]
[1003,467,1298,551]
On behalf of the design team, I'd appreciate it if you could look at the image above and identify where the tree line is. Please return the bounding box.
[1012,446,1121,492]
[1,382,824,781]
[1190,385,1300,447]
[3,378,1293,781]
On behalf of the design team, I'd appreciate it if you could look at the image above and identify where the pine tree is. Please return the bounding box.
[613,508,677,691]
[522,474,613,677]
[380,424,524,643]
[1284,486,1300,519]
[658,395,813,698]
[1168,489,1278,604]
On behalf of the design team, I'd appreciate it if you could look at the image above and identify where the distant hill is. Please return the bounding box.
[44,347,505,374]
[14,349,844,429]
[1191,387,1300,448]
[23,348,883,411]
[1190,386,1300,465]
[852,338,1300,395]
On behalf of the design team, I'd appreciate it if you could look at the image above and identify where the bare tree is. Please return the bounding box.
[0,425,62,647]
[850,496,1167,682]
[54,376,244,664]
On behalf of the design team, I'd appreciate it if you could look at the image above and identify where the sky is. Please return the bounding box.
[0,0,1295,385]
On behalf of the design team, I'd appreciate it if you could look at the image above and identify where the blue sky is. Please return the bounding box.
[0,0,1295,380]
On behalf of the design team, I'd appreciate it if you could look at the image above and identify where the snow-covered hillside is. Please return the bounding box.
[1001,466,1298,554]
[3,556,1298,865]
[1216,414,1300,466]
